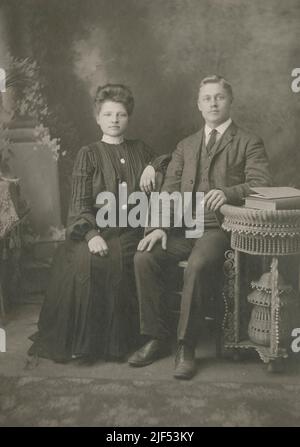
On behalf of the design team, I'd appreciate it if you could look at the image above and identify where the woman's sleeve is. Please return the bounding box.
[141,141,171,175]
[66,147,99,242]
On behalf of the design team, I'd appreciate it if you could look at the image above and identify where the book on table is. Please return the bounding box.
[244,187,300,210]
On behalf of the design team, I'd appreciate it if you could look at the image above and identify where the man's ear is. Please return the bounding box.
[197,100,202,112]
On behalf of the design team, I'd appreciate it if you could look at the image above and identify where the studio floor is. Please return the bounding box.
[1,303,300,427]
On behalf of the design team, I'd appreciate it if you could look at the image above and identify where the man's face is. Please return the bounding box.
[96,100,129,137]
[197,82,232,128]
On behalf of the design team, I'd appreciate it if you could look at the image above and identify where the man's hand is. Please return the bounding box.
[137,229,167,252]
[140,165,156,194]
[88,235,109,256]
[204,189,227,211]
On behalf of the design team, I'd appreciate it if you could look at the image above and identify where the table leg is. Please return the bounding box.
[270,256,279,356]
[234,249,241,343]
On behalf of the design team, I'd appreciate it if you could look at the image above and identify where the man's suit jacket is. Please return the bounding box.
[146,121,272,233]
[161,121,272,204]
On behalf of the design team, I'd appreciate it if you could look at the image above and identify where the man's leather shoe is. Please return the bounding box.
[128,339,170,367]
[174,343,196,380]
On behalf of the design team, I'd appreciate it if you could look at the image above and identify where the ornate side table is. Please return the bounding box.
[220,204,300,371]
[0,179,29,322]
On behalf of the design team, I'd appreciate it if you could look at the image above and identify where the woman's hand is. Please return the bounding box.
[140,165,156,194]
[88,235,109,257]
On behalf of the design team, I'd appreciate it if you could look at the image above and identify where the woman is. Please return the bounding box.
[28,84,170,363]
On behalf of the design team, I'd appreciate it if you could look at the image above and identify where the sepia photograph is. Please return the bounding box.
[0,0,300,429]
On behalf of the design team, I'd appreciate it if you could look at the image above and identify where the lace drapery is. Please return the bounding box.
[0,180,19,239]
[220,204,300,255]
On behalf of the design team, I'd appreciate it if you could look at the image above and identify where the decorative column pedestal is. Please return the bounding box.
[7,120,62,237]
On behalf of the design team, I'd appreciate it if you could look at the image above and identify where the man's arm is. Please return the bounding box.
[144,142,184,233]
[141,142,185,249]
[220,136,272,205]
[160,142,185,194]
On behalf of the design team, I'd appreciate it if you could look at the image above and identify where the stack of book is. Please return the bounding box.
[244,187,300,210]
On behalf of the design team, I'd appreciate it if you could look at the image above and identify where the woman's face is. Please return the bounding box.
[96,100,129,137]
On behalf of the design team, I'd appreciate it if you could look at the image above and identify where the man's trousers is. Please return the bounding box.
[134,228,230,345]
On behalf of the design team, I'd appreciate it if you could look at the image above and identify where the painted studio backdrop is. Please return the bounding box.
[0,0,300,233]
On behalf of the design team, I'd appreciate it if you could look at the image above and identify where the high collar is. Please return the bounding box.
[101,134,125,145]
[204,118,232,139]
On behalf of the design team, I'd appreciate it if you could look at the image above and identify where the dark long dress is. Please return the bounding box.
[28,140,170,362]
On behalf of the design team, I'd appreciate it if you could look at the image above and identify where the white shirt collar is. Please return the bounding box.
[101,134,125,145]
[204,118,232,139]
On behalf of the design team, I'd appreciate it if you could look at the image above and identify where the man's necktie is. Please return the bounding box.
[206,129,218,154]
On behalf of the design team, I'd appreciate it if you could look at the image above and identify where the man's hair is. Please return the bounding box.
[199,75,233,99]
[94,84,135,116]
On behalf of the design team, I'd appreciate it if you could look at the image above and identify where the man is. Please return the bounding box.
[128,75,272,379]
